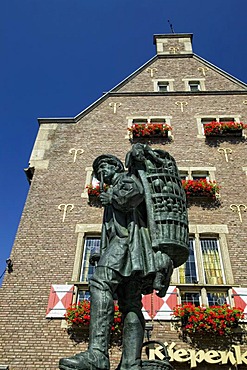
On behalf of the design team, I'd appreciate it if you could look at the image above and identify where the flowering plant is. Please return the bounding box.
[86,184,109,197]
[204,121,247,136]
[64,300,123,334]
[128,123,172,137]
[182,179,220,199]
[172,303,244,336]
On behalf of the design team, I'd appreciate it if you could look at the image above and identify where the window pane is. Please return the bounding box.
[192,173,209,181]
[80,237,101,282]
[133,119,147,124]
[179,173,188,180]
[189,81,200,91]
[207,291,227,306]
[200,238,224,284]
[78,290,91,302]
[201,118,217,125]
[181,292,200,306]
[158,82,169,92]
[178,239,197,283]
[219,117,234,123]
[150,118,166,124]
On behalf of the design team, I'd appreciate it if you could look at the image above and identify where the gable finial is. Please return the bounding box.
[168,20,175,33]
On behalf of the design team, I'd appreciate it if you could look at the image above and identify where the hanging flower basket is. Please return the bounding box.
[182,179,220,199]
[65,300,123,334]
[204,121,247,137]
[128,123,172,138]
[172,303,244,336]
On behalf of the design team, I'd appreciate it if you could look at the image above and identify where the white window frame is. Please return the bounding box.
[153,79,175,92]
[183,78,206,92]
[126,116,172,139]
[196,115,241,137]
[178,167,216,182]
[171,224,233,307]
[81,167,94,199]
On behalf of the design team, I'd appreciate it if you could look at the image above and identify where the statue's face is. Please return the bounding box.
[97,162,116,184]
[132,144,145,162]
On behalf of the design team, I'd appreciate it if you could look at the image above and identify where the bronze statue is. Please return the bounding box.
[59,144,189,370]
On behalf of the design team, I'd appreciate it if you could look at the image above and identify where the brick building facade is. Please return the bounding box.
[0,33,247,369]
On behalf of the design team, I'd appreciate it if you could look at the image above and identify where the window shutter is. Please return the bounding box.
[46,284,74,318]
[154,286,177,320]
[232,287,247,321]
[142,293,153,320]
[142,286,177,321]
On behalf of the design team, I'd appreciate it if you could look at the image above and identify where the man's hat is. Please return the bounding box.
[93,154,124,180]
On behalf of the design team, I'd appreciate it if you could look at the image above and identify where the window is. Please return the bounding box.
[200,117,217,135]
[181,292,200,306]
[188,80,201,92]
[207,291,227,306]
[178,236,225,286]
[178,239,197,284]
[158,81,169,92]
[180,290,228,307]
[196,115,241,136]
[183,78,205,92]
[78,290,91,302]
[70,224,102,303]
[153,79,174,92]
[173,224,234,308]
[133,118,148,125]
[127,116,172,139]
[192,172,209,181]
[201,117,235,135]
[81,168,102,206]
[81,167,94,199]
[200,238,225,285]
[80,237,101,283]
[178,167,215,182]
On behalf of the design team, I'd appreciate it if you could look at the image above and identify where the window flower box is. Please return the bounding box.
[172,303,244,336]
[128,123,172,138]
[86,184,109,207]
[182,179,220,199]
[65,300,123,344]
[204,121,247,137]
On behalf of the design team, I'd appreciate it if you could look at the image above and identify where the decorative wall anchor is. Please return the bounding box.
[217,148,232,162]
[146,67,157,78]
[109,102,122,114]
[58,204,74,222]
[69,148,84,163]
[198,67,208,76]
[230,204,247,223]
[175,101,188,112]
[169,47,179,54]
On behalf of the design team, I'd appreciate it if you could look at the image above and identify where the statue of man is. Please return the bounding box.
[59,146,188,370]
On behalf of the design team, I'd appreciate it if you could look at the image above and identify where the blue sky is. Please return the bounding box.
[0,0,247,284]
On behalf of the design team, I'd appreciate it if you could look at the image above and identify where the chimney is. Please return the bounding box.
[153,34,193,55]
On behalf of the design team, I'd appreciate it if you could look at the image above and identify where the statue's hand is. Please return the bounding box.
[99,192,112,205]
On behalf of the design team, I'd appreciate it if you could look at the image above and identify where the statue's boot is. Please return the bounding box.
[59,285,113,370]
[118,312,144,370]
